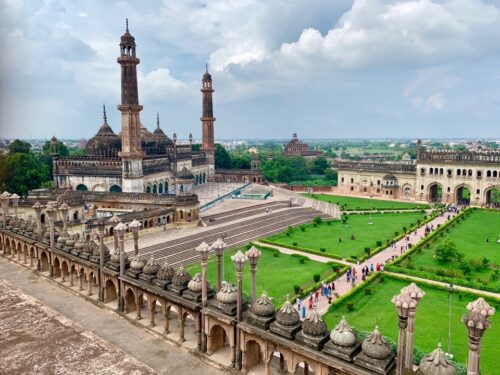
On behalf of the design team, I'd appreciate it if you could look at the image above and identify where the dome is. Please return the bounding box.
[157,262,176,281]
[178,167,194,180]
[74,237,86,250]
[149,115,174,155]
[110,246,128,264]
[252,292,275,318]
[330,317,357,347]
[86,112,121,157]
[418,344,456,375]
[120,20,136,47]
[216,282,238,304]
[302,308,328,337]
[361,326,392,360]
[130,254,145,271]
[143,256,160,276]
[383,174,398,181]
[65,234,78,248]
[275,297,300,327]
[188,273,203,293]
[172,267,191,287]
[57,230,69,245]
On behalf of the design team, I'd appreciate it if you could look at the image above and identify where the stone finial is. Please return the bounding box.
[275,295,300,327]
[330,316,357,347]
[418,343,456,375]
[231,250,248,272]
[74,236,86,250]
[128,219,142,232]
[59,202,69,211]
[211,237,227,256]
[65,234,78,248]
[143,256,159,275]
[466,298,495,316]
[130,254,145,271]
[245,245,262,267]
[402,283,425,302]
[108,214,122,225]
[216,281,238,304]
[302,307,328,337]
[252,291,275,317]
[172,267,191,287]
[157,262,175,281]
[113,222,127,234]
[361,326,392,360]
[392,289,416,318]
[188,273,203,293]
[1,191,11,198]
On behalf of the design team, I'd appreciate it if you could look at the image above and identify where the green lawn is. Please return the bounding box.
[266,212,427,259]
[396,209,500,289]
[302,193,429,211]
[323,276,499,374]
[185,246,336,306]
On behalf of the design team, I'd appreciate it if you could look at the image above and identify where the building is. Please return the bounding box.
[335,140,500,206]
[284,133,321,158]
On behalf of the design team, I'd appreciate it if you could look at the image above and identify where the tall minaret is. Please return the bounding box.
[200,65,215,180]
[117,19,144,193]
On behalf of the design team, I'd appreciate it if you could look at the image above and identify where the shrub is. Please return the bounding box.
[394,231,399,236]
[346,302,354,311]
[300,226,306,232]
[326,221,331,226]
[293,285,300,294]
[273,251,280,257]
[379,275,385,283]
[435,240,463,264]
[313,274,321,282]
[293,242,298,246]
[403,226,407,232]
[313,216,323,225]
[299,258,305,264]
[320,248,326,253]
[313,223,317,227]
[285,233,290,236]
[376,241,382,247]
[364,288,371,295]
[331,264,340,272]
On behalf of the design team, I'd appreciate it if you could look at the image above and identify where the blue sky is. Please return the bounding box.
[1,0,500,140]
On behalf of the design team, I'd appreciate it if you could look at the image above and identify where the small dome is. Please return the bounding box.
[110,247,128,264]
[383,174,398,181]
[275,297,300,327]
[418,344,456,375]
[157,262,176,281]
[88,240,100,255]
[86,120,122,157]
[302,308,328,337]
[330,317,357,347]
[172,267,191,287]
[361,326,392,360]
[178,167,194,180]
[143,256,160,275]
[130,254,145,271]
[57,230,70,245]
[216,282,238,304]
[65,234,78,248]
[188,273,203,293]
[74,236,86,250]
[252,292,275,317]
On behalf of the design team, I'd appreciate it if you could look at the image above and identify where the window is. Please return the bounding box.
[447,169,452,176]
[350,186,354,191]
[468,169,472,176]
[457,169,461,176]
[477,170,482,178]
[440,168,444,175]
[487,170,491,177]
[377,180,380,185]
[447,187,450,192]
[476,189,480,194]
[493,171,498,178]
[341,177,344,183]
[420,168,425,175]
[350,178,354,183]
[421,185,424,191]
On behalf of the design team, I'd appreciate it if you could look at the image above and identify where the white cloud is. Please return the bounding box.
[138,68,190,100]
[425,92,445,112]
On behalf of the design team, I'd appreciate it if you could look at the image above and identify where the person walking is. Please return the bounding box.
[296,297,301,311]
[301,305,306,319]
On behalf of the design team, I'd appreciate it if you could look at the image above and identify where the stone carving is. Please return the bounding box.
[418,343,456,375]
[331,317,357,347]
[187,273,202,293]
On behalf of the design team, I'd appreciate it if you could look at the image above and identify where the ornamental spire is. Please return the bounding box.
[126,18,129,33]
[157,112,160,128]
[103,103,107,123]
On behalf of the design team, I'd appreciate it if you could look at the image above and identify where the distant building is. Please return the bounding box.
[284,133,321,158]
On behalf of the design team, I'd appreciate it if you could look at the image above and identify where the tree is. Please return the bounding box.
[434,240,463,264]
[42,140,69,157]
[324,168,338,183]
[0,152,50,196]
[191,143,201,152]
[311,156,329,174]
[214,143,232,169]
[8,140,31,154]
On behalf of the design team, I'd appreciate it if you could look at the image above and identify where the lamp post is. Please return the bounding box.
[368,194,374,225]
[211,237,226,291]
[462,298,495,375]
[196,241,211,353]
[97,219,106,302]
[46,203,57,277]
[59,203,69,233]
[108,214,121,253]
[128,219,142,256]
[1,191,10,228]
[114,222,128,312]
[392,289,415,375]
[10,193,20,218]
[447,283,457,358]
[33,202,43,241]
[402,283,425,371]
[245,246,261,307]
[231,250,247,370]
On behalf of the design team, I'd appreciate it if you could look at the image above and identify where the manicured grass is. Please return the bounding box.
[397,209,500,288]
[323,276,500,374]
[302,193,429,211]
[185,246,335,306]
[266,212,426,259]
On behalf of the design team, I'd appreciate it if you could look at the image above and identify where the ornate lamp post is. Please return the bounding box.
[196,241,211,353]
[462,298,495,375]
[368,194,374,225]
[1,191,10,228]
[10,193,20,218]
[211,237,226,291]
[46,203,57,277]
[33,202,43,241]
[231,250,247,370]
[402,283,425,371]
[108,214,121,253]
[245,246,261,307]
[59,203,69,233]
[189,133,193,146]
[392,289,415,375]
[114,222,128,312]
[97,219,106,302]
[128,219,142,256]
[447,283,457,358]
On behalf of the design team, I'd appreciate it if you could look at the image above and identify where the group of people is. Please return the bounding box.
[296,281,336,319]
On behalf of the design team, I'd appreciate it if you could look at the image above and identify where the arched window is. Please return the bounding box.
[159,183,163,194]
[487,170,491,177]
[110,185,122,192]
[76,184,88,191]
[203,172,206,184]
[493,171,498,178]
[153,184,157,194]
[165,181,169,193]
[146,186,151,193]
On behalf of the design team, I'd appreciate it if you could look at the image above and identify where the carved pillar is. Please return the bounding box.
[10,193,19,218]
[129,219,142,256]
[196,241,210,352]
[33,202,43,241]
[70,268,74,286]
[87,274,93,296]
[97,220,105,302]
[79,272,84,291]
[246,246,261,308]
[135,294,142,320]
[59,203,69,233]
[179,313,185,343]
[46,204,57,278]
[149,299,156,327]
[232,250,247,370]
[164,305,170,334]
[403,283,425,371]
[61,266,65,282]
[212,238,226,291]
[392,290,414,375]
[0,192,10,229]
[115,222,127,312]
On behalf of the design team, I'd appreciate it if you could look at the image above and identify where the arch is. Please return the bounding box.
[244,340,263,372]
[153,184,157,194]
[455,184,471,205]
[164,180,169,193]
[73,211,79,221]
[484,186,499,207]
[203,172,206,184]
[125,288,137,313]
[110,184,122,192]
[92,184,106,192]
[53,257,61,278]
[428,183,442,203]
[158,183,163,194]
[61,260,69,281]
[76,184,88,191]
[179,210,184,220]
[146,185,151,193]
[209,325,227,354]
[40,251,49,271]
[105,279,118,302]
[41,213,46,224]
[402,184,412,199]
[294,360,315,374]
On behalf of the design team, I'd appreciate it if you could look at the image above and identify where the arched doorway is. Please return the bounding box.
[146,186,151,193]
[165,181,169,193]
[209,325,226,354]
[110,185,122,192]
[428,183,442,203]
[76,184,88,191]
[244,340,262,372]
[40,252,49,271]
[456,185,471,205]
[159,183,163,194]
[485,186,499,207]
[53,257,61,278]
[105,280,118,302]
[153,184,157,194]
[125,289,137,313]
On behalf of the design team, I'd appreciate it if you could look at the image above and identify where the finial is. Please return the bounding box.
[156,112,160,128]
[103,103,107,122]
[126,18,129,33]
[206,62,208,73]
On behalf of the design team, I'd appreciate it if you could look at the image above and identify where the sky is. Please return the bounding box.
[1,0,500,141]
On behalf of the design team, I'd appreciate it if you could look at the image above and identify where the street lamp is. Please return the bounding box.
[231,250,247,371]
[128,219,142,256]
[59,203,69,233]
[368,194,374,225]
[33,202,43,241]
[1,191,11,228]
[211,237,227,291]
[114,221,128,312]
[10,193,20,218]
[401,283,425,371]
[108,214,121,253]
[391,289,416,375]
[245,246,261,307]
[196,240,210,353]
[446,283,457,359]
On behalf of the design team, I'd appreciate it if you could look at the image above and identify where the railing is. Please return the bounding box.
[199,182,251,212]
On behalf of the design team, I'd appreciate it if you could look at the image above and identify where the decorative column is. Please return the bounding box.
[1,191,10,229]
[59,203,69,233]
[211,237,226,291]
[245,246,261,307]
[196,241,210,352]
[231,250,248,370]
[46,203,57,277]
[392,289,415,375]
[128,219,142,256]
[97,219,106,302]
[462,298,495,375]
[402,283,425,371]
[114,222,128,312]
[108,214,121,253]
[10,193,20,218]
[33,202,43,241]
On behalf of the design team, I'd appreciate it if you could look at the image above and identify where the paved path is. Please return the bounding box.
[0,257,222,375]
[265,212,456,316]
